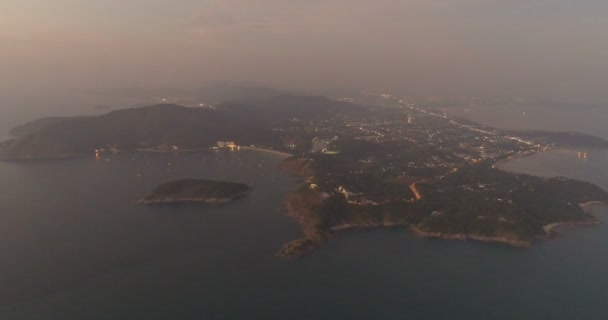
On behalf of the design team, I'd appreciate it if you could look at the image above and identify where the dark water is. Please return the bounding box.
[1,148,607,319]
[446,104,608,140]
[499,148,608,190]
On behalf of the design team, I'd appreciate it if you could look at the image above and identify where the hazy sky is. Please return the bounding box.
[2,0,607,102]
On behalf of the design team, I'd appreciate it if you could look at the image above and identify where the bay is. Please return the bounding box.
[0,147,607,319]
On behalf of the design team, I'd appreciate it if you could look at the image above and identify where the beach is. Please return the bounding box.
[239,146,293,158]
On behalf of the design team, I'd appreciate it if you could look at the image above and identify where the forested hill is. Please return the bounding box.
[0,95,369,159]
[9,116,94,138]
[0,104,275,158]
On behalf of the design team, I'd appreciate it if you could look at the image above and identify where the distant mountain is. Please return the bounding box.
[217,95,373,124]
[0,95,370,159]
[9,116,93,138]
[193,84,287,104]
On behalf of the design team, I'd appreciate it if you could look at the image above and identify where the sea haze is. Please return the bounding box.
[0,147,607,319]
[445,103,608,140]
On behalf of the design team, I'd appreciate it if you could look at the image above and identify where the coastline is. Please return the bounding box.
[0,153,90,161]
[494,149,608,237]
[135,147,210,153]
[138,190,251,205]
[492,149,540,169]
[331,222,408,231]
[409,225,532,247]
[542,220,601,234]
[239,146,293,158]
[138,197,236,205]
[0,145,293,161]
[542,201,606,234]
[578,201,606,209]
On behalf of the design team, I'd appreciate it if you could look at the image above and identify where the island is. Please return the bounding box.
[138,179,252,205]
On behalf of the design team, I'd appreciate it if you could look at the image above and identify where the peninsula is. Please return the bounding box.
[138,179,252,205]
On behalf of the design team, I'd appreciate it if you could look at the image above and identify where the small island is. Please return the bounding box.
[138,179,252,205]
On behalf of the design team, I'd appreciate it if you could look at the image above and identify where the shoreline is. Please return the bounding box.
[0,145,294,161]
[492,150,540,169]
[493,146,608,171]
[331,222,408,232]
[239,146,293,158]
[579,201,607,209]
[542,201,607,234]
[0,153,90,161]
[137,197,236,205]
[409,225,532,247]
[138,190,251,205]
[277,153,608,258]
[542,220,601,234]
[135,147,209,153]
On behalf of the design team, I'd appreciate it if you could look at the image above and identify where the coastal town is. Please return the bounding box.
[258,93,599,207]
[244,93,608,257]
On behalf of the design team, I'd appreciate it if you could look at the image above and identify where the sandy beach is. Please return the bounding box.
[492,150,540,168]
[542,201,606,233]
[579,201,607,209]
[239,146,293,158]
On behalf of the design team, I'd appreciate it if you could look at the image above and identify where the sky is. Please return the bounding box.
[1,0,608,102]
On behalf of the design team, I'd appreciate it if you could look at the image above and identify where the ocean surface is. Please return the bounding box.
[0,147,607,319]
[1,102,608,319]
[446,104,608,140]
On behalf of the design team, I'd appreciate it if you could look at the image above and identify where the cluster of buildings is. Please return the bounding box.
[275,92,551,205]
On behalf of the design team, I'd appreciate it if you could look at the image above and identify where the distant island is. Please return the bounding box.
[2,93,608,258]
[138,179,252,205]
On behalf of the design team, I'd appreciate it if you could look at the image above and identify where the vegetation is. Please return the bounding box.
[140,179,251,204]
[0,104,279,158]
[279,159,608,257]
[0,96,369,159]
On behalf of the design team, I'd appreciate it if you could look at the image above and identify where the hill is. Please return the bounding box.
[9,116,93,138]
[0,104,277,159]
[0,95,371,159]
[217,95,373,125]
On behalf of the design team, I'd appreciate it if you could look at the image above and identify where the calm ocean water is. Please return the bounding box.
[0,147,607,319]
[1,104,607,319]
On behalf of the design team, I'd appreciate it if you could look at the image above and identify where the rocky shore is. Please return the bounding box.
[410,225,532,247]
[275,152,608,258]
[276,238,323,259]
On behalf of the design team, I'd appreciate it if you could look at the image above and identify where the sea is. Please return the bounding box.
[0,103,607,319]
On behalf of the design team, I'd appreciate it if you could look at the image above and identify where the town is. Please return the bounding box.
[268,93,608,257]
